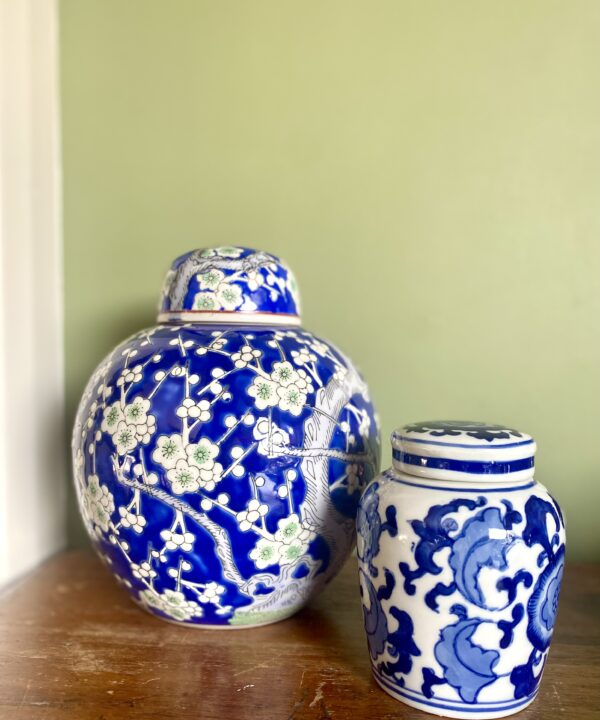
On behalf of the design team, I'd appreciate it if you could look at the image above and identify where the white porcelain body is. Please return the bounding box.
[357,468,566,719]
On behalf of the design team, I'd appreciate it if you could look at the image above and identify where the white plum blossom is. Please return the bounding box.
[249,538,281,569]
[291,348,317,366]
[113,421,138,455]
[73,448,85,487]
[118,506,147,534]
[248,515,312,569]
[124,397,156,444]
[82,475,115,533]
[276,383,307,416]
[248,376,279,410]
[270,361,298,387]
[132,561,157,580]
[160,529,195,552]
[279,539,305,565]
[210,335,227,350]
[194,292,219,311]
[231,344,262,369]
[139,588,203,621]
[295,368,314,394]
[236,499,268,532]
[186,438,219,477]
[133,463,158,485]
[176,398,212,421]
[101,401,123,433]
[309,339,329,357]
[167,460,201,495]
[117,364,143,387]
[216,282,243,310]
[134,415,156,445]
[246,269,264,291]
[124,396,150,425]
[358,412,372,437]
[197,269,225,290]
[197,462,224,491]
[274,513,312,546]
[197,581,226,604]
[152,434,186,469]
[345,463,361,493]
[248,361,309,415]
[183,440,224,490]
[333,367,348,383]
[253,417,290,456]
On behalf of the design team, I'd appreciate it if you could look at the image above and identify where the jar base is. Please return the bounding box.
[134,598,304,629]
[373,671,537,719]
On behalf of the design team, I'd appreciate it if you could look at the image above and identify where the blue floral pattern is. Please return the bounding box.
[357,471,565,716]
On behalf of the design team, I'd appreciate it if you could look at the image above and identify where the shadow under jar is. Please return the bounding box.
[73,246,380,628]
[357,420,565,719]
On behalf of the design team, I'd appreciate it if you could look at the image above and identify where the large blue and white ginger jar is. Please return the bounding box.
[357,420,565,718]
[73,247,379,627]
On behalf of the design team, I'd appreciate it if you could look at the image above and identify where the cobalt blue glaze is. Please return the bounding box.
[392,449,535,475]
[73,247,379,627]
[159,246,300,318]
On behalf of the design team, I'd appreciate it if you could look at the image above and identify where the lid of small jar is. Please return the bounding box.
[391,420,536,483]
[158,246,301,325]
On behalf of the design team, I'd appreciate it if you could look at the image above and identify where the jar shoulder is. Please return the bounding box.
[73,322,379,451]
[360,467,565,528]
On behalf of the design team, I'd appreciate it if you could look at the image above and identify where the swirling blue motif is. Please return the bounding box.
[496,570,533,606]
[360,570,389,659]
[361,564,421,681]
[356,483,397,576]
[449,504,522,609]
[399,497,487,594]
[522,495,562,564]
[425,581,457,612]
[421,667,447,698]
[434,605,500,703]
[510,648,545,699]
[377,568,396,601]
[498,604,524,649]
[356,483,381,575]
[379,606,421,678]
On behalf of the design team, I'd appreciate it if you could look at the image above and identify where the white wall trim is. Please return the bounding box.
[0,0,65,584]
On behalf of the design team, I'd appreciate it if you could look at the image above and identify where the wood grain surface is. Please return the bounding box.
[0,551,598,719]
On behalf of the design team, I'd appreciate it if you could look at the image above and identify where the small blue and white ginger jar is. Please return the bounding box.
[357,420,565,719]
[73,246,380,627]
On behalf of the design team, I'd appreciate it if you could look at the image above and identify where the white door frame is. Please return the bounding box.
[0,0,66,584]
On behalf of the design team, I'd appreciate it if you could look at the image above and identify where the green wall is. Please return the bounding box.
[61,1,600,559]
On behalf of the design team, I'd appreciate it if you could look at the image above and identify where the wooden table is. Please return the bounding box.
[0,551,598,719]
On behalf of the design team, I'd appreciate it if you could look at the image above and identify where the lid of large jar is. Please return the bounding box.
[158,246,301,325]
[391,420,536,483]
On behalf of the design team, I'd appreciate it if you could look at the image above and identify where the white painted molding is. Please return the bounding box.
[0,0,65,584]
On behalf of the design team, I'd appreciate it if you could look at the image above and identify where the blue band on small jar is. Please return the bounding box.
[392,449,534,475]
